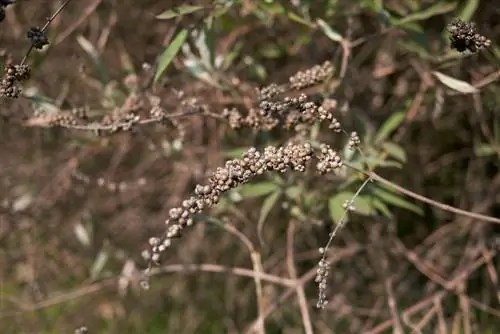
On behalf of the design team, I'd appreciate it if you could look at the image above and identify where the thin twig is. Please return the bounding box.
[20,0,74,66]
[346,163,500,225]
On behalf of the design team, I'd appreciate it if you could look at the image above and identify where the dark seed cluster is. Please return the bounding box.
[145,143,344,265]
[447,19,491,53]
[27,27,49,50]
[0,0,15,23]
[0,64,30,98]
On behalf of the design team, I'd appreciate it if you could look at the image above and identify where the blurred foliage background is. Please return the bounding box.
[1,0,499,333]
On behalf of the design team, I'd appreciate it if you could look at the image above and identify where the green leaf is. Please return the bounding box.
[156,5,204,20]
[316,19,343,42]
[237,182,278,198]
[458,0,479,22]
[257,191,282,243]
[223,147,247,158]
[371,187,423,215]
[154,29,189,84]
[375,112,405,144]
[382,142,407,163]
[90,248,109,280]
[354,195,375,216]
[474,143,497,157]
[393,2,457,26]
[288,12,314,27]
[329,191,355,224]
[285,186,302,200]
[432,71,478,94]
[372,197,393,218]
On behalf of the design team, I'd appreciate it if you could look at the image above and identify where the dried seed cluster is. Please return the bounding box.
[447,19,491,53]
[223,61,340,134]
[0,64,30,98]
[315,255,330,309]
[145,143,344,265]
[289,61,334,90]
[27,27,49,50]
[223,93,341,132]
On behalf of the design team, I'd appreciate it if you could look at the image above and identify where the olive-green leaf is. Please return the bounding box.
[329,191,355,224]
[316,19,343,42]
[154,29,188,84]
[372,197,393,218]
[372,187,423,215]
[354,195,375,216]
[382,142,407,163]
[375,112,405,144]
[156,5,204,20]
[257,191,282,244]
[393,2,457,26]
[237,182,278,198]
[432,71,478,94]
[458,0,479,22]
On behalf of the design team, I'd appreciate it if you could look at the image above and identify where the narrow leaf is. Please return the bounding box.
[76,35,109,85]
[372,187,423,215]
[382,142,407,163]
[154,29,188,83]
[156,5,204,20]
[458,0,479,22]
[90,248,109,280]
[375,112,405,143]
[257,191,282,244]
[393,2,457,26]
[316,19,343,42]
[372,198,393,218]
[237,182,278,198]
[432,71,477,94]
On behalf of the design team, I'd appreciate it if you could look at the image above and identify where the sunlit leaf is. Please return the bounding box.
[90,248,109,280]
[432,71,478,94]
[74,223,91,247]
[474,143,497,157]
[154,29,188,84]
[156,5,204,20]
[288,12,314,27]
[329,191,355,224]
[354,195,375,216]
[458,0,479,22]
[316,19,343,42]
[285,186,302,200]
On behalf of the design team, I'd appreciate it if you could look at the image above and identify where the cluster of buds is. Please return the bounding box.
[0,64,30,98]
[145,143,345,265]
[447,19,491,53]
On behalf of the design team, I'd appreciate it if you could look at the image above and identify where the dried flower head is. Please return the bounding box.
[447,19,491,53]
[0,64,31,98]
[27,27,49,50]
[147,142,346,266]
